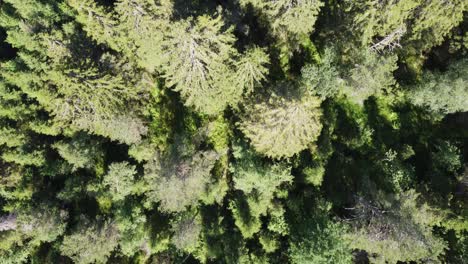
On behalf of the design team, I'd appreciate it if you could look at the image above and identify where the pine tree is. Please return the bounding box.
[0,1,466,262]
[66,0,119,51]
[68,0,173,70]
[113,0,173,70]
[289,218,352,264]
[52,134,104,172]
[0,205,68,264]
[234,47,270,96]
[301,48,344,99]
[113,205,150,258]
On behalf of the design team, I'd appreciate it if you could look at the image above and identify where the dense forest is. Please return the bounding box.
[0,0,467,263]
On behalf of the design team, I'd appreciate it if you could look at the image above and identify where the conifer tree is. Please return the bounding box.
[343,50,398,105]
[408,59,468,115]
[0,205,68,264]
[240,0,323,42]
[344,0,466,52]
[60,218,119,264]
[240,83,323,158]
[229,143,292,238]
[289,218,352,264]
[113,205,150,258]
[66,0,119,51]
[234,47,270,96]
[0,0,466,263]
[346,191,447,263]
[52,134,104,172]
[102,162,138,202]
[301,48,343,99]
[144,145,220,212]
[159,15,240,115]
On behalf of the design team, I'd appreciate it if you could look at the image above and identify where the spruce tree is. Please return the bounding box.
[240,82,323,158]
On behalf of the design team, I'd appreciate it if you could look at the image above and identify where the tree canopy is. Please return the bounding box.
[0,0,466,263]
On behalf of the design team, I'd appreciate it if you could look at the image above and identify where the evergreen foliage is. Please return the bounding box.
[409,58,468,115]
[240,0,323,43]
[240,83,323,158]
[346,191,447,263]
[60,219,119,264]
[143,137,221,212]
[0,0,466,263]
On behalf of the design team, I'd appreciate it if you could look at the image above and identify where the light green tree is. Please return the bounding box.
[144,148,220,213]
[102,162,138,202]
[170,212,202,252]
[240,0,323,42]
[113,0,173,70]
[0,205,68,264]
[52,134,104,172]
[66,0,119,51]
[344,0,466,51]
[234,47,270,96]
[343,50,398,105]
[408,59,468,115]
[69,1,270,115]
[289,219,352,264]
[68,0,173,70]
[60,218,120,264]
[159,15,239,115]
[114,205,150,258]
[240,83,323,158]
[346,191,447,263]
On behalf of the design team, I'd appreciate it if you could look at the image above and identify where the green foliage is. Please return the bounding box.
[0,205,68,264]
[432,141,462,174]
[286,198,352,264]
[343,50,398,105]
[241,0,324,42]
[0,0,466,263]
[408,58,468,115]
[1,149,46,167]
[170,212,202,252]
[60,219,119,264]
[240,83,323,158]
[229,143,292,238]
[289,220,352,264]
[346,191,447,263]
[302,165,325,187]
[159,15,239,115]
[235,47,270,96]
[301,48,344,99]
[144,146,220,212]
[114,205,149,258]
[409,0,466,51]
[102,162,138,202]
[345,0,466,51]
[52,135,104,172]
[207,116,231,152]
